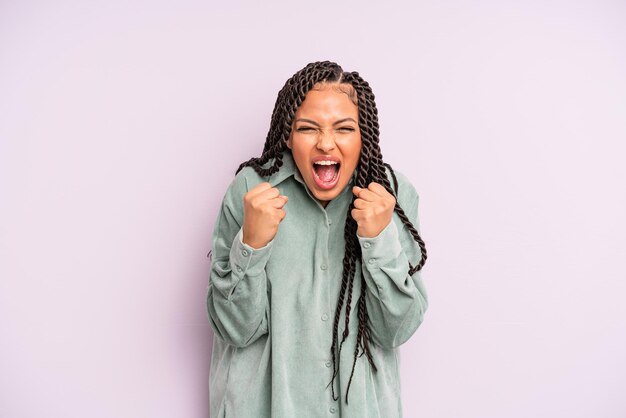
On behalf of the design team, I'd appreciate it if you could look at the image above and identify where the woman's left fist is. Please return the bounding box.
[351,182,396,238]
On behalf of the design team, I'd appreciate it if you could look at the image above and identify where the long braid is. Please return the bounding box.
[234,61,428,405]
[340,71,385,403]
[327,70,377,401]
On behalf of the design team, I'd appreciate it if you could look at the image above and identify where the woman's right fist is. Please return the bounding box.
[242,182,289,249]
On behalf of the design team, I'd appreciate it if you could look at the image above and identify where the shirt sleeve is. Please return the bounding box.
[356,179,428,349]
[206,172,273,348]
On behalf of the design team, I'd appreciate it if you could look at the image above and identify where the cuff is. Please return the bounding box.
[229,227,275,277]
[357,220,402,266]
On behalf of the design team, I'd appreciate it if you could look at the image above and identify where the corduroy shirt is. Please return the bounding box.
[206,148,428,418]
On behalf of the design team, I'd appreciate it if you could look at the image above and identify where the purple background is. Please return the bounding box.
[1,1,625,417]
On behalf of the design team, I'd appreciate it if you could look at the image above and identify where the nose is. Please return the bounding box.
[316,131,336,152]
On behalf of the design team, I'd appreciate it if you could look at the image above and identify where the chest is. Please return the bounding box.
[264,181,354,296]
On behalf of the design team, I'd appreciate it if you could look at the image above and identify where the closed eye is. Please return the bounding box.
[337,127,355,132]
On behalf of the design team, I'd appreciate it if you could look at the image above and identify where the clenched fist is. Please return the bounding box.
[351,182,396,238]
[242,182,289,249]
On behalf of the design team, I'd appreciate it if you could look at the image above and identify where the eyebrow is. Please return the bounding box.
[295,117,357,126]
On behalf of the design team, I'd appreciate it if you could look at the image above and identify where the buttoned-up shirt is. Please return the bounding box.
[206,148,428,417]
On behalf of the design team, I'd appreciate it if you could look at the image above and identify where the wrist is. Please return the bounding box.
[242,228,267,249]
[357,218,392,238]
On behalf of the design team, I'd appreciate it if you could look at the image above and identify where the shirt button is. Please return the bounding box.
[363,242,371,248]
[320,264,327,270]
[328,219,332,225]
[321,313,329,321]
[241,249,249,257]
[325,361,332,368]
[236,266,242,272]
[329,406,337,413]
[368,258,375,264]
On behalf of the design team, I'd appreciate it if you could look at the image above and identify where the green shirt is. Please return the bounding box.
[206,149,428,418]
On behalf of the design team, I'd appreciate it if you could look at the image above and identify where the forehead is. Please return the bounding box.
[296,84,358,119]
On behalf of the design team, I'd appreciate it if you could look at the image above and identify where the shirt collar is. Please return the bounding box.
[264,148,304,186]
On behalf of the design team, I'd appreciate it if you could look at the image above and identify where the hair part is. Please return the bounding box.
[310,79,359,107]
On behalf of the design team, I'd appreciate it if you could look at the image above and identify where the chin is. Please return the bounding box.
[313,180,347,201]
[314,190,339,201]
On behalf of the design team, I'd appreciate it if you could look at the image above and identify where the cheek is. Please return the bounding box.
[291,151,312,176]
[290,134,315,152]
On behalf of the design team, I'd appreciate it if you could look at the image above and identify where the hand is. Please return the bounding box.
[242,182,289,249]
[351,182,396,238]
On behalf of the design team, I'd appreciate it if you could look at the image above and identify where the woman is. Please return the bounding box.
[207,60,428,418]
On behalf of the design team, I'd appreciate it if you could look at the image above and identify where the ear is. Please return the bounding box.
[285,133,292,149]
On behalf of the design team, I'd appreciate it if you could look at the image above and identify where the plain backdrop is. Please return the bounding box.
[1,0,625,417]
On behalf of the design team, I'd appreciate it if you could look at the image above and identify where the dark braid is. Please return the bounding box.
[235,61,428,404]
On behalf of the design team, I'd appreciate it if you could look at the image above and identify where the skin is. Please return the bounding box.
[242,82,396,249]
[286,82,362,208]
[351,183,396,238]
[242,182,288,249]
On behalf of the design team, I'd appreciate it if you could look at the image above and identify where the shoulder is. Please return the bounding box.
[225,164,271,199]
[219,166,260,218]
[382,165,419,208]
[227,152,294,196]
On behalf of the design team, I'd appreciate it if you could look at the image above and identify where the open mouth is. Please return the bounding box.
[312,161,341,190]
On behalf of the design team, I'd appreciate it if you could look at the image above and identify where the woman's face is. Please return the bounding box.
[286,83,362,208]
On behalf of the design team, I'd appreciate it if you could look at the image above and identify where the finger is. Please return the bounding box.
[350,207,363,221]
[367,182,390,197]
[267,195,289,208]
[257,186,281,200]
[248,182,274,197]
[354,187,378,202]
[352,197,369,209]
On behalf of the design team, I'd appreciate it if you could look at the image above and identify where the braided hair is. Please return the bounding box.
[235,61,428,404]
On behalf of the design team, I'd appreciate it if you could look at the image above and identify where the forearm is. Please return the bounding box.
[207,227,273,348]
[358,219,428,348]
